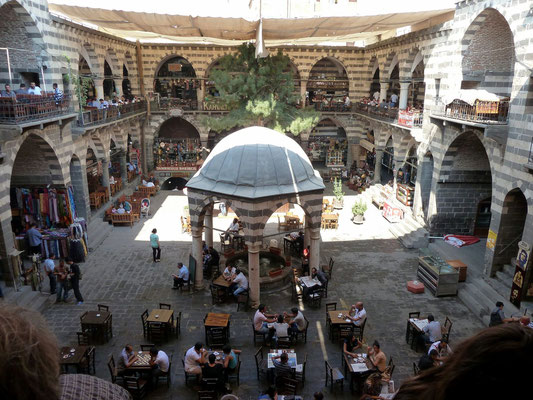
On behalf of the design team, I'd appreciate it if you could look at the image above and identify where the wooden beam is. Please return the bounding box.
[136,40,145,97]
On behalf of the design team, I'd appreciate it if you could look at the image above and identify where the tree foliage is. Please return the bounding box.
[200,43,320,135]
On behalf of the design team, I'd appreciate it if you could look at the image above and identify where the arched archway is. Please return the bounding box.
[154,56,198,105]
[85,147,101,194]
[122,64,131,97]
[307,57,349,110]
[370,63,381,99]
[155,117,202,170]
[103,60,116,98]
[308,118,347,168]
[431,132,492,235]
[69,155,89,220]
[461,8,514,97]
[78,55,96,100]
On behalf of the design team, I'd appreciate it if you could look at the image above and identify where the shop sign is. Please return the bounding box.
[156,166,198,172]
[486,230,497,250]
[509,241,530,308]
[168,63,182,72]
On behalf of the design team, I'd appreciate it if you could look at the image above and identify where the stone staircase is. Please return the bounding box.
[86,217,113,252]
[0,282,54,313]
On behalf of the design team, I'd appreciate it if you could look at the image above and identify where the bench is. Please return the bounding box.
[138,186,156,197]
[372,186,393,209]
[110,213,135,227]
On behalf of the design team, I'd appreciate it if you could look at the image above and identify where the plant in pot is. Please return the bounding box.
[352,199,367,224]
[332,178,345,209]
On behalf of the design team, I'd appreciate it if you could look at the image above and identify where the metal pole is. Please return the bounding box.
[5,49,13,87]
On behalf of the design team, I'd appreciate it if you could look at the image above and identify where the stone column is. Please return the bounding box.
[374,149,384,184]
[380,81,389,102]
[0,207,16,286]
[192,226,204,290]
[300,80,307,107]
[198,80,205,110]
[101,157,110,197]
[94,78,104,100]
[309,228,321,272]
[248,242,261,308]
[399,81,411,110]
[204,204,214,248]
[113,78,122,96]
[304,215,311,250]
[119,150,127,182]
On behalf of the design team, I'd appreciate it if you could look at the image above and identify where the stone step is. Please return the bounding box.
[486,274,512,300]
[87,220,114,252]
[501,263,515,278]
[457,283,488,321]
[1,284,53,313]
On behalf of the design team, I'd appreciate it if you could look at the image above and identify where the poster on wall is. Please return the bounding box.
[486,230,497,250]
[510,241,530,308]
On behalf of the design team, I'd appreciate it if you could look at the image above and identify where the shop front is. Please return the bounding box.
[307,119,347,180]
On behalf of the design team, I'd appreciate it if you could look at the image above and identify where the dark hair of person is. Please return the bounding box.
[373,340,380,349]
[291,307,299,315]
[265,386,277,399]
[222,345,231,354]
[429,349,438,357]
[178,262,183,267]
[235,268,241,275]
[496,301,504,308]
[0,305,60,400]
[152,228,157,233]
[428,314,434,322]
[208,353,216,364]
[150,347,158,355]
[194,342,203,351]
[394,324,533,400]
[313,392,324,400]
[258,304,265,312]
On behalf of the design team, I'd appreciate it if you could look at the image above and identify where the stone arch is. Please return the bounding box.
[385,53,399,79]
[105,49,121,77]
[461,8,514,97]
[403,48,424,80]
[81,43,100,76]
[154,54,198,78]
[156,116,202,140]
[309,56,349,80]
[88,135,106,160]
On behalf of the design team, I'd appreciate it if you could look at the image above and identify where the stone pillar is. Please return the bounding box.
[399,81,411,110]
[70,160,91,222]
[198,80,205,110]
[379,81,389,102]
[304,215,311,250]
[192,226,204,290]
[204,204,214,248]
[309,228,321,272]
[119,150,127,182]
[0,208,16,286]
[374,149,384,184]
[248,242,261,308]
[101,157,110,197]
[94,78,104,100]
[113,78,122,96]
[300,80,307,107]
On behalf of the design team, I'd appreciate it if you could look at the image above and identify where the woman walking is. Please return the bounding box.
[150,228,161,262]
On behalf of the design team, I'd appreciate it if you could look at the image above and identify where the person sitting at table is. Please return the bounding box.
[149,346,169,384]
[258,386,278,400]
[272,352,293,385]
[285,307,306,335]
[123,200,132,213]
[109,175,116,185]
[519,315,533,329]
[268,315,290,347]
[367,340,387,373]
[418,349,439,371]
[142,179,155,188]
[360,372,386,400]
[172,262,189,289]
[225,217,240,240]
[116,204,126,214]
[117,344,138,376]
[232,268,249,298]
[344,302,367,327]
[429,339,453,361]
[202,353,225,392]
[489,301,519,326]
[223,264,236,281]
[222,345,240,376]
[205,246,220,276]
[311,267,328,286]
[185,342,207,379]
[422,314,442,344]
[343,333,363,358]
[254,304,277,341]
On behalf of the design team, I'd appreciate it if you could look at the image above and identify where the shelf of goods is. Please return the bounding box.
[396,184,414,206]
[326,150,344,167]
[417,249,459,297]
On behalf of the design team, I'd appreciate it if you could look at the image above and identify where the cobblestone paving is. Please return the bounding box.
[42,191,485,399]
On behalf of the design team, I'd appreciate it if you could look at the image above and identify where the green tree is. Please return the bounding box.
[200,43,320,135]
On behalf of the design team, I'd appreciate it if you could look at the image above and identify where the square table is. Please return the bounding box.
[80,311,111,344]
[204,313,230,327]
[147,309,174,324]
[204,313,231,347]
[446,259,468,282]
[59,345,88,373]
[405,318,429,350]
[300,276,321,288]
[213,275,232,288]
[328,310,351,325]
[343,352,373,392]
[128,350,153,372]
[267,349,298,369]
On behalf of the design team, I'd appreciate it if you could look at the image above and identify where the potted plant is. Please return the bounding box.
[332,178,345,209]
[352,199,367,224]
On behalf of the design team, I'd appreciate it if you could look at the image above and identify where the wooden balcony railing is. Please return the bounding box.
[0,93,72,124]
[442,99,509,124]
[78,101,146,127]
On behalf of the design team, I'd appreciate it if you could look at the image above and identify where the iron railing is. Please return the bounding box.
[158,97,198,111]
[77,101,146,127]
[442,99,509,124]
[0,93,72,124]
[354,103,424,128]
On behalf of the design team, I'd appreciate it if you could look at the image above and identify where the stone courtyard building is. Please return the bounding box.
[1,0,533,309]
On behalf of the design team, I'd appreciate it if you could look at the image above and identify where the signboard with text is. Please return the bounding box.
[510,241,530,308]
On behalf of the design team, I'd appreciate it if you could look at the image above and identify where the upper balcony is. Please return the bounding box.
[0,93,76,136]
[354,102,424,129]
[76,101,147,129]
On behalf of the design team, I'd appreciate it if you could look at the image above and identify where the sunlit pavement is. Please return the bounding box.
[42,190,484,399]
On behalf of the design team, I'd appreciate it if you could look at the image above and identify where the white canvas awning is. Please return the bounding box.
[48,2,454,45]
[359,139,375,152]
[444,89,507,106]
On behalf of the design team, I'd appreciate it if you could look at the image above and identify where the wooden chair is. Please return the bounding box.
[254,347,269,380]
[227,359,241,386]
[277,215,289,230]
[148,322,167,344]
[111,213,135,227]
[77,331,90,346]
[293,315,309,344]
[252,320,267,345]
[98,304,110,312]
[79,346,96,375]
[182,359,199,386]
[103,314,113,342]
[278,376,298,396]
[409,311,421,319]
[353,318,367,341]
[291,278,303,302]
[154,353,172,388]
[206,327,227,348]
[442,316,453,342]
[159,303,171,310]
[210,283,226,305]
[308,288,324,308]
[326,302,337,312]
[107,354,122,385]
[141,310,149,338]
[124,375,148,400]
[172,311,182,338]
[198,391,217,400]
[321,258,334,280]
[236,290,249,312]
[277,336,292,349]
[413,362,420,376]
[294,353,307,387]
[325,360,344,393]
[387,356,396,379]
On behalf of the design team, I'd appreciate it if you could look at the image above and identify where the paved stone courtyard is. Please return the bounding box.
[41,190,485,399]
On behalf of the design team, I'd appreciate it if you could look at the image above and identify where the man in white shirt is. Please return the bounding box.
[28,82,42,95]
[345,302,367,327]
[223,264,236,281]
[232,268,248,297]
[373,90,380,102]
[225,218,240,240]
[143,179,155,187]
[43,254,57,294]
[172,263,189,289]
[149,347,170,383]
[422,314,442,343]
[428,339,453,361]
[184,342,206,376]
[285,307,306,335]
[343,95,351,111]
[268,315,290,346]
[390,92,399,107]
[254,304,277,334]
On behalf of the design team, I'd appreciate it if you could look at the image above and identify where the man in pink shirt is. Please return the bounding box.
[254,304,277,343]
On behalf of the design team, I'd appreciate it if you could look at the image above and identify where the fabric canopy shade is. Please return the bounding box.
[443,89,508,106]
[48,3,454,45]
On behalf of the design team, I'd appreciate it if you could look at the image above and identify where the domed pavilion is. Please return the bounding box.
[186,126,325,306]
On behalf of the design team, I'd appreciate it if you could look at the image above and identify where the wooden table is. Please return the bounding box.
[213,275,232,288]
[405,318,428,350]
[328,310,353,342]
[343,352,374,392]
[446,259,467,282]
[59,345,88,373]
[300,276,321,288]
[81,311,111,344]
[204,313,231,347]
[128,350,153,372]
[147,309,174,324]
[267,349,298,369]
